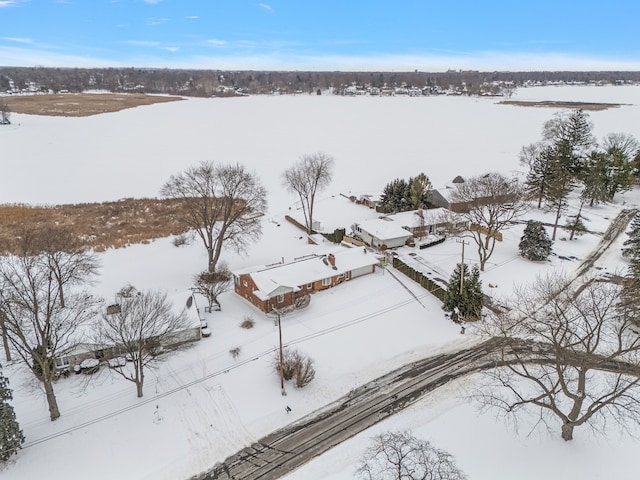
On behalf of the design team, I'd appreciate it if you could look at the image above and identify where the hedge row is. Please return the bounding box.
[392,257,447,302]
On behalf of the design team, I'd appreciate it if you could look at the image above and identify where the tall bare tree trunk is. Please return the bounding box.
[44,378,61,420]
[552,201,563,240]
[561,422,574,441]
[0,315,11,362]
[136,363,144,398]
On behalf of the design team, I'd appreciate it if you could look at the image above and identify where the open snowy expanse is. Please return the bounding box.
[2,85,640,479]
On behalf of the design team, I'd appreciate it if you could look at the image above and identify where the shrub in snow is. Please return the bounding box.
[229,347,241,359]
[172,233,189,247]
[240,316,255,329]
[293,355,315,388]
[274,349,315,387]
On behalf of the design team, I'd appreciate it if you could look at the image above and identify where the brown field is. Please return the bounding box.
[0,198,191,253]
[499,100,622,111]
[4,93,183,117]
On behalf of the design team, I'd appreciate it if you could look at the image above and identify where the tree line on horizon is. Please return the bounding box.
[2,67,639,97]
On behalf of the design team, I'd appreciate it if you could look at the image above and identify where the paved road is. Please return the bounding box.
[193,334,640,480]
[192,338,522,480]
[575,208,638,277]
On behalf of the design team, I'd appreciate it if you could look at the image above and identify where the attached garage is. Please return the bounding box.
[351,264,374,278]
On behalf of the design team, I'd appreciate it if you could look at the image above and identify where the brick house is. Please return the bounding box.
[232,247,380,313]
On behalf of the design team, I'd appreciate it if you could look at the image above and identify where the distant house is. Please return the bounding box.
[352,218,413,248]
[427,176,469,212]
[385,208,468,236]
[54,292,202,374]
[232,247,380,314]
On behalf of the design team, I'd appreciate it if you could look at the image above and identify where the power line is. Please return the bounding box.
[14,286,434,454]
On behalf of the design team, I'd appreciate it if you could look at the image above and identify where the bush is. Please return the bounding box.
[294,355,316,388]
[240,316,255,329]
[273,349,316,387]
[229,347,241,359]
[172,233,189,247]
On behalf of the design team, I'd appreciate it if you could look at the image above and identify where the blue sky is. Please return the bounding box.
[1,0,639,71]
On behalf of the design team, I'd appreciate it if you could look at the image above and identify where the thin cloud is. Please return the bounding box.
[1,36,33,44]
[146,17,170,26]
[186,15,198,19]
[0,0,18,6]
[122,40,161,47]
[160,46,178,52]
[143,0,163,4]
[257,3,274,13]
[206,39,228,47]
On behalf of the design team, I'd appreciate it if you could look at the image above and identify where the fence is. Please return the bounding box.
[392,257,447,303]
[469,223,503,241]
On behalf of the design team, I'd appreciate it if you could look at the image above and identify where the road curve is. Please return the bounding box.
[192,337,513,480]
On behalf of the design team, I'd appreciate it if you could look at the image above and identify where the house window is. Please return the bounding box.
[338,273,344,279]
[322,277,331,286]
[234,275,240,286]
[307,283,313,289]
[243,280,248,287]
[277,294,284,303]
[55,356,70,368]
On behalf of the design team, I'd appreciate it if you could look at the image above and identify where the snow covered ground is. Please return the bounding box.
[2,85,640,479]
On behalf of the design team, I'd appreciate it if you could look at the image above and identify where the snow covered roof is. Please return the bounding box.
[385,208,464,227]
[237,247,380,299]
[429,186,460,203]
[355,218,413,241]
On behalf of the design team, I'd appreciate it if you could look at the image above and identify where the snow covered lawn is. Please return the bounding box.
[2,85,640,479]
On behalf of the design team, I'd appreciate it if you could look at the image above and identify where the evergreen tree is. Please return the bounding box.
[565,206,588,241]
[444,263,483,322]
[522,143,554,209]
[622,214,640,279]
[580,151,611,206]
[519,220,553,261]
[409,173,431,209]
[378,178,410,213]
[545,150,576,241]
[0,364,25,463]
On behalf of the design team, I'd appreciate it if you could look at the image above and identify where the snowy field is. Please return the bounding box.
[1,85,640,479]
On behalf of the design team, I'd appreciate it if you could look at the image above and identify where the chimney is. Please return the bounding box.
[328,254,336,266]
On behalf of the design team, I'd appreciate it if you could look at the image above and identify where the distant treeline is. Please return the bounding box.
[1,67,639,97]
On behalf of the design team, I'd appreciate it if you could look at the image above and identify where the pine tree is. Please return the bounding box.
[622,214,640,279]
[622,214,640,259]
[0,364,25,463]
[378,178,409,213]
[565,202,588,241]
[444,263,483,322]
[580,151,611,206]
[519,220,553,261]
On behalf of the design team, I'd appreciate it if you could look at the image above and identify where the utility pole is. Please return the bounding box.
[456,239,469,295]
[273,309,286,396]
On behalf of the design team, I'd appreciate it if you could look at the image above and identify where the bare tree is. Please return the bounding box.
[193,262,232,310]
[27,225,100,308]
[161,161,267,272]
[477,274,640,441]
[0,98,10,125]
[453,172,528,271]
[94,290,188,398]
[355,430,467,480]
[282,152,334,234]
[0,254,100,420]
